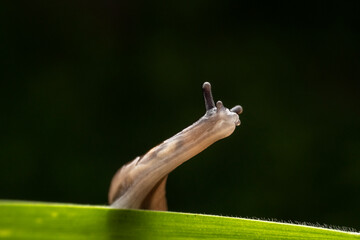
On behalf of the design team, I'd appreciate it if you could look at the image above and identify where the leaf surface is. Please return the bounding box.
[0,201,358,240]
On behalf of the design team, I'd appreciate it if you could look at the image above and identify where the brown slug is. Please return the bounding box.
[108,82,243,210]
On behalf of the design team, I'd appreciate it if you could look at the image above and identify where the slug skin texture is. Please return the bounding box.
[109,82,243,210]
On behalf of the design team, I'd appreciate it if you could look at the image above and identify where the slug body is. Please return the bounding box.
[109,82,243,210]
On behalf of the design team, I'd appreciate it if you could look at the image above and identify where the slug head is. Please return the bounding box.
[202,82,243,139]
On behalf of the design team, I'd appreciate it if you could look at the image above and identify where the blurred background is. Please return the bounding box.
[1,1,360,230]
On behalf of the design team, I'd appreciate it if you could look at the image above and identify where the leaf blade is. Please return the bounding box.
[0,201,358,240]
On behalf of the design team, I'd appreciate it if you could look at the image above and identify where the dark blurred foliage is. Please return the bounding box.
[1,1,360,230]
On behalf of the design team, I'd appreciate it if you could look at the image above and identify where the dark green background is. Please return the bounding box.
[1,1,359,230]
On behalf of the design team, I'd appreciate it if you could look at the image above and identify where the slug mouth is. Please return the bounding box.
[235,119,241,126]
[228,109,241,126]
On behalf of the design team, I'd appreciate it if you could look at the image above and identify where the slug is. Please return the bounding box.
[108,82,243,210]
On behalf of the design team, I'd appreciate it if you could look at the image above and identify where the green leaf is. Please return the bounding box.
[0,201,358,239]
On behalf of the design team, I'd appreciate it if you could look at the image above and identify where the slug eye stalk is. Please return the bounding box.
[203,82,242,114]
[202,82,216,111]
[109,82,243,210]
